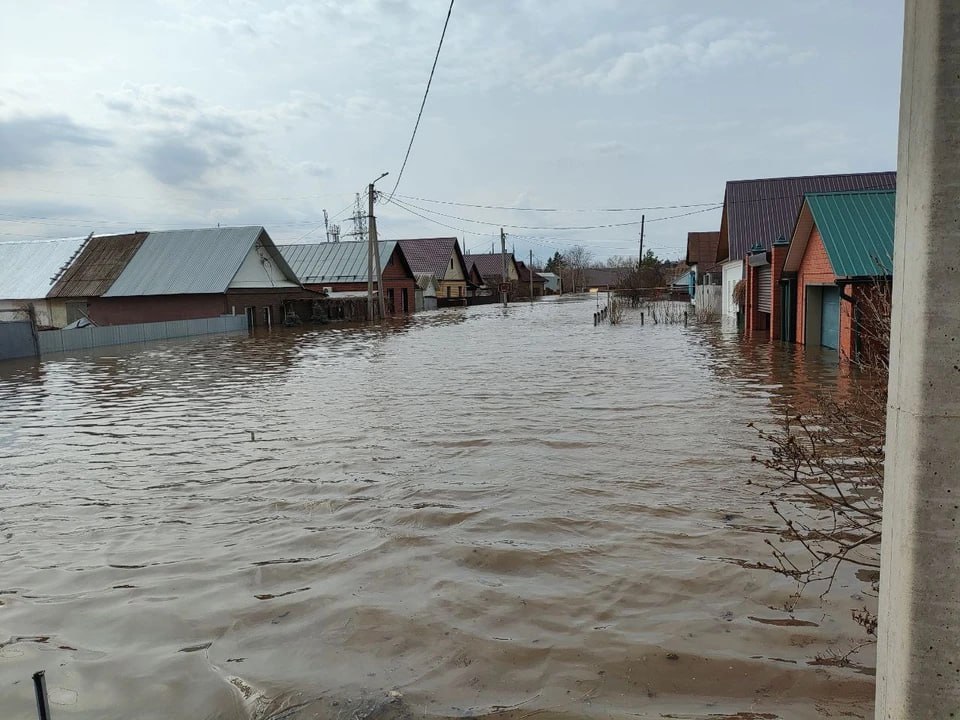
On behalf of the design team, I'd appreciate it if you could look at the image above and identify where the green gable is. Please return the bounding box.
[806,190,896,278]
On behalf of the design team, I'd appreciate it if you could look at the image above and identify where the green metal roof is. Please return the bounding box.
[806,190,895,278]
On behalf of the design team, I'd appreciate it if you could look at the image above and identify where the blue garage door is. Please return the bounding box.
[820,287,840,350]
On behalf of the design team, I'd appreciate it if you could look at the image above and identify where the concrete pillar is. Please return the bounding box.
[876,2,960,718]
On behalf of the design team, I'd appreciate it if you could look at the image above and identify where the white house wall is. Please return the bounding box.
[229,241,299,289]
[721,259,743,319]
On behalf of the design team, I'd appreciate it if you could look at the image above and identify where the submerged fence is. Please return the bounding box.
[35,315,247,356]
[0,321,38,360]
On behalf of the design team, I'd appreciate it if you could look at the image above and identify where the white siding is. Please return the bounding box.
[721,259,743,319]
[229,241,299,289]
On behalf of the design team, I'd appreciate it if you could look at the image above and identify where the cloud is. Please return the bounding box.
[0,114,112,171]
[527,18,794,91]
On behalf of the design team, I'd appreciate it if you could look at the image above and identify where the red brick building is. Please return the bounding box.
[278,240,416,315]
[782,190,895,361]
[714,172,896,339]
[86,226,317,327]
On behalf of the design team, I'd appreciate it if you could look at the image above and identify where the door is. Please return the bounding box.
[820,286,840,349]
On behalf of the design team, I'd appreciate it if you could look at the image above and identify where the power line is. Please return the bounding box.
[387,196,722,231]
[393,193,719,213]
[386,0,455,201]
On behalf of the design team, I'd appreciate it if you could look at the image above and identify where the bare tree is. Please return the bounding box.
[750,274,892,652]
[564,244,593,292]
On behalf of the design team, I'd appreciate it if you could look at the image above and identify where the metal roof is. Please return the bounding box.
[0,236,88,299]
[48,232,148,298]
[463,252,519,280]
[719,172,896,261]
[784,190,896,278]
[685,231,721,272]
[103,226,296,297]
[277,241,397,284]
[397,237,466,279]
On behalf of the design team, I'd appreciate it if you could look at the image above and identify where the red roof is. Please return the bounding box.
[685,231,721,274]
[719,171,896,262]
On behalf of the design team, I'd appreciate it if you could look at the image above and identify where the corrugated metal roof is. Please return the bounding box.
[719,172,896,261]
[0,236,88,299]
[103,226,278,297]
[685,231,721,272]
[398,238,465,279]
[807,190,895,277]
[277,241,397,284]
[48,232,148,298]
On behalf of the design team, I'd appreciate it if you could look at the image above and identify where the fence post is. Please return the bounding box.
[33,671,51,720]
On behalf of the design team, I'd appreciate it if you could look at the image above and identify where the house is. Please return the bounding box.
[278,240,416,315]
[46,232,149,326]
[580,268,620,292]
[781,190,895,362]
[537,272,561,294]
[463,252,521,287]
[415,273,439,311]
[515,261,547,298]
[91,226,317,327]
[0,236,88,328]
[398,237,470,305]
[715,172,896,332]
[685,231,721,312]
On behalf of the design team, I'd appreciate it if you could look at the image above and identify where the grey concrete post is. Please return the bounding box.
[876,2,960,717]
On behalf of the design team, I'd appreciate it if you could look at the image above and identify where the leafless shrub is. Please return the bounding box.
[642,300,688,325]
[750,273,892,647]
[693,303,721,324]
[608,298,625,325]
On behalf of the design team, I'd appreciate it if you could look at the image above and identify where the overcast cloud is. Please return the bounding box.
[0,1,903,261]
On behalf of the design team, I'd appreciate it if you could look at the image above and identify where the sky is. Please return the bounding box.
[0,0,904,265]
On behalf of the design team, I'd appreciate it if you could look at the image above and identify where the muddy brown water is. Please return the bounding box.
[0,298,874,719]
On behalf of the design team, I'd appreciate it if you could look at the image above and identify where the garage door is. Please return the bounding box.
[820,286,840,350]
[757,266,772,313]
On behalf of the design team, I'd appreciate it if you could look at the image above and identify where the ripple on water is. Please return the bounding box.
[0,299,872,719]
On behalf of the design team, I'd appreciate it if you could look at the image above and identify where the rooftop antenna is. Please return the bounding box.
[323,209,330,242]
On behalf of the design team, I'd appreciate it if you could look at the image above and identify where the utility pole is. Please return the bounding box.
[369,182,387,320]
[500,228,508,307]
[367,189,374,319]
[529,248,534,302]
[638,214,645,288]
[876,2,960,717]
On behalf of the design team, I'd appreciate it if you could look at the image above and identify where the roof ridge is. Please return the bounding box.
[727,170,895,185]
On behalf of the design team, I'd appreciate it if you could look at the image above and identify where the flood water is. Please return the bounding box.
[0,297,874,720]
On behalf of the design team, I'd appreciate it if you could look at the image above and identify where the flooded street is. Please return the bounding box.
[0,298,873,719]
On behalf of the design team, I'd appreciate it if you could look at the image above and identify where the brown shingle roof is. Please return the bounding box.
[685,231,721,274]
[516,260,546,283]
[48,232,148,298]
[463,252,518,281]
[397,237,466,279]
[718,171,896,262]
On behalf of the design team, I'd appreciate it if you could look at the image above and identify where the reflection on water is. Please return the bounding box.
[0,298,872,719]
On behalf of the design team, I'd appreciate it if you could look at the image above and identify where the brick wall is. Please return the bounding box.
[796,227,837,345]
[770,244,789,340]
[89,294,228,326]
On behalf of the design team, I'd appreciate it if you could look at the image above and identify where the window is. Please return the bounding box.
[449,258,453,270]
[446,285,451,298]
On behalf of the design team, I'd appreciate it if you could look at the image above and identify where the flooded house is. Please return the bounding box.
[714,171,896,334]
[85,226,317,328]
[278,240,416,315]
[685,231,721,313]
[515,260,547,298]
[415,273,439,311]
[398,237,470,305]
[781,189,895,362]
[0,236,88,328]
[537,271,561,294]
